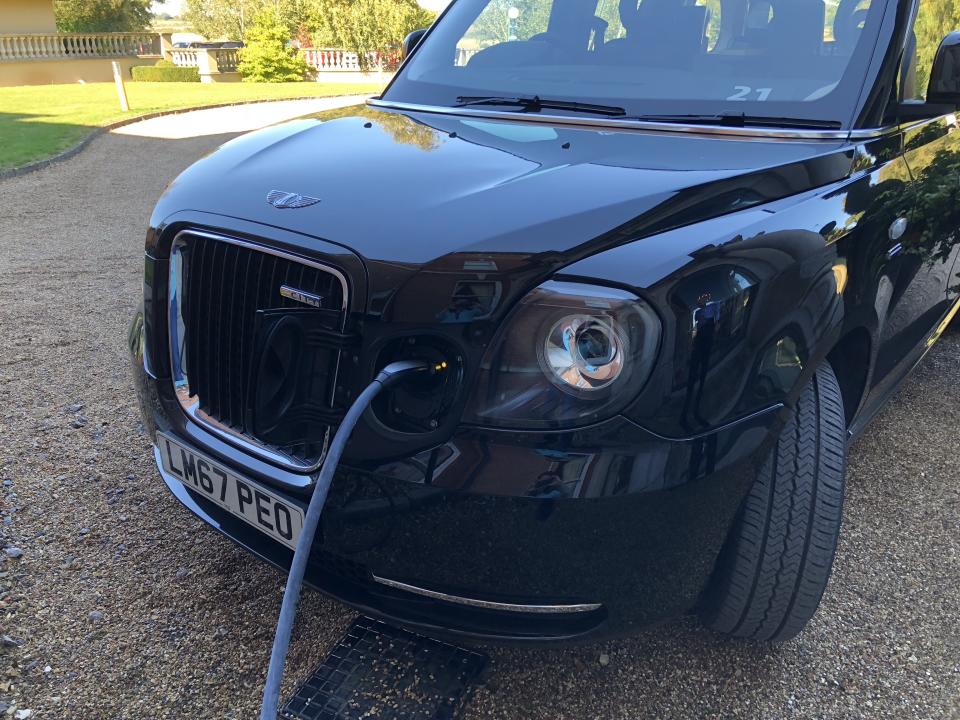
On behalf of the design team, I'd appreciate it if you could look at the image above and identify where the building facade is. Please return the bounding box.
[0,0,160,86]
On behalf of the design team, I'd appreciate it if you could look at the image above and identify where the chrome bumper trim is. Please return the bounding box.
[371,575,603,614]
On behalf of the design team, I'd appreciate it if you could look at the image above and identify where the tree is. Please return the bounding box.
[462,0,551,47]
[913,0,960,94]
[238,9,311,81]
[53,0,152,32]
[310,0,435,69]
[185,0,318,41]
[322,104,440,151]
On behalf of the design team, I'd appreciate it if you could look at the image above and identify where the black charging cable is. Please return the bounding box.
[260,359,434,720]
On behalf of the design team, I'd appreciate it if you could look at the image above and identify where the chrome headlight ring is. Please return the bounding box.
[541,314,626,393]
[465,280,661,429]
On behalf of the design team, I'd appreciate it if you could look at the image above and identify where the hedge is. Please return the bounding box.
[131,65,200,82]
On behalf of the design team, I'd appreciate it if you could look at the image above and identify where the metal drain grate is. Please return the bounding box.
[280,616,489,720]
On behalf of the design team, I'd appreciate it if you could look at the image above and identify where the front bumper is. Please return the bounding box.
[132,312,781,644]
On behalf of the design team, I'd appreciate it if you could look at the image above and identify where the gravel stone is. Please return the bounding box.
[1,115,958,720]
[3,548,22,559]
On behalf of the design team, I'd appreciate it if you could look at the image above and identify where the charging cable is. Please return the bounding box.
[259,360,433,719]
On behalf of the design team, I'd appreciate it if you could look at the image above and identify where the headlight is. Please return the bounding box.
[464,281,661,429]
[542,315,625,391]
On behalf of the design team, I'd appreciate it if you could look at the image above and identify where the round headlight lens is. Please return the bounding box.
[464,281,661,429]
[542,315,625,391]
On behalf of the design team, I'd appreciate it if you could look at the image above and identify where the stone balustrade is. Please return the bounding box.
[0,32,160,61]
[170,48,198,67]
[456,47,479,66]
[211,48,239,72]
[302,48,400,72]
[172,48,239,73]
[169,47,240,82]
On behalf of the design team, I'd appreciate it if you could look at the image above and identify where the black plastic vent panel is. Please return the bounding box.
[177,233,345,465]
[280,616,488,720]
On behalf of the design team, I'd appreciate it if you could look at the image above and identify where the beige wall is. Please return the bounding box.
[0,0,58,34]
[0,56,155,87]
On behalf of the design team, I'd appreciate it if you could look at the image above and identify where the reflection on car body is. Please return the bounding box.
[131,0,960,644]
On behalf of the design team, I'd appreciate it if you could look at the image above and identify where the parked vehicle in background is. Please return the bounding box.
[131,0,960,644]
[175,41,245,50]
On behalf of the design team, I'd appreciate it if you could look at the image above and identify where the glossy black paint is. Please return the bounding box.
[132,333,780,642]
[132,5,960,642]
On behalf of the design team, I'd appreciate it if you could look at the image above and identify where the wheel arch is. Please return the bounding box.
[825,326,872,427]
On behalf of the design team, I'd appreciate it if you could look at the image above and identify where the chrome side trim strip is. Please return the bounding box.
[168,229,350,475]
[368,98,897,141]
[371,574,603,614]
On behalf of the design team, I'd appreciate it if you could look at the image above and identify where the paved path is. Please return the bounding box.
[0,115,958,719]
[111,95,371,139]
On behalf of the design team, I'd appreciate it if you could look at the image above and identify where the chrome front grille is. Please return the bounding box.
[168,230,349,472]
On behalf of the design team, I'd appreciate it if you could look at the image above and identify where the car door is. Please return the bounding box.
[872,0,960,385]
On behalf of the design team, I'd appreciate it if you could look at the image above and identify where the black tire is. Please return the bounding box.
[701,362,846,642]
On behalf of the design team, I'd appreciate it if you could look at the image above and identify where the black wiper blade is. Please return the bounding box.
[454,95,626,117]
[630,113,842,130]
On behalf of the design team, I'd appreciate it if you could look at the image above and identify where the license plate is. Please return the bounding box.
[157,432,304,549]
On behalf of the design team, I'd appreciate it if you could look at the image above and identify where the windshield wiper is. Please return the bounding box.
[629,113,843,130]
[450,99,840,129]
[454,95,627,117]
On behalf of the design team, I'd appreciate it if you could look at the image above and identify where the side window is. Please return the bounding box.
[595,0,626,40]
[456,0,553,65]
[825,0,872,51]
[695,0,722,50]
[901,0,960,101]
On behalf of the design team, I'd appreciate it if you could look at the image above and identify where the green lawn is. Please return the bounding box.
[0,81,382,170]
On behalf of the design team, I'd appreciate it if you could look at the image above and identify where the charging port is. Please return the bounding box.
[372,337,463,434]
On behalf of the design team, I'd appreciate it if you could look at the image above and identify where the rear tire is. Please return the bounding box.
[701,362,846,642]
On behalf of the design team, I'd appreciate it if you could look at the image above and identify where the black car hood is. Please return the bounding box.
[152,103,854,268]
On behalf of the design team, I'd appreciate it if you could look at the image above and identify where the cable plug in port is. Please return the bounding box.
[372,338,462,434]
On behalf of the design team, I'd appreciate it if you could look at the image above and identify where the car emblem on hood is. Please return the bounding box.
[266,190,321,209]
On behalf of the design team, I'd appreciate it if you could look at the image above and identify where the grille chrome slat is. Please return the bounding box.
[168,230,350,473]
[225,242,242,428]
[237,247,255,429]
[211,241,227,423]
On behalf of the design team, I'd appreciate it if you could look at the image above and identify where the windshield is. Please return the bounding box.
[383,0,890,127]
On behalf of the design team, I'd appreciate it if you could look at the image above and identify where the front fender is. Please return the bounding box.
[558,177,891,439]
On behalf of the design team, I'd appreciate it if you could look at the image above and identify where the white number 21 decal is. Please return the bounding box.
[727,86,772,101]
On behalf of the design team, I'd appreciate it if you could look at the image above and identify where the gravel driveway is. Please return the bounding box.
[1,115,959,720]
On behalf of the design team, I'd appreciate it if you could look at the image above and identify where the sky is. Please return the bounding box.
[151,0,182,15]
[150,0,451,16]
